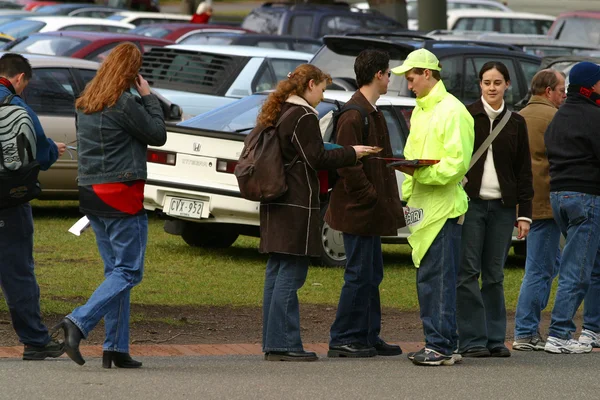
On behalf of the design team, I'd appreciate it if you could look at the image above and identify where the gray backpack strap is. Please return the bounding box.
[468,110,512,171]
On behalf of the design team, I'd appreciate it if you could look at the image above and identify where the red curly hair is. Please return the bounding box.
[76,42,142,114]
[257,64,332,127]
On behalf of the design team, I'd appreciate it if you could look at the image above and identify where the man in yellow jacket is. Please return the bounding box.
[392,49,474,366]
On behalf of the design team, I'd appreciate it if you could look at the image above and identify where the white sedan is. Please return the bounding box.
[0,16,134,39]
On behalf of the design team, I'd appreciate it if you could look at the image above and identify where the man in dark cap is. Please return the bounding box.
[543,61,600,354]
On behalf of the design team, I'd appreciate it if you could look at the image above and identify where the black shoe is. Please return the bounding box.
[373,340,402,356]
[460,346,491,358]
[102,351,143,368]
[265,351,318,362]
[407,347,426,361]
[489,345,511,358]
[327,343,377,358]
[23,339,65,360]
[50,318,85,365]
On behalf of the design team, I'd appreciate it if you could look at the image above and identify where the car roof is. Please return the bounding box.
[446,9,555,20]
[168,44,313,59]
[324,89,416,106]
[27,30,173,44]
[20,16,136,28]
[110,11,191,18]
[555,11,600,19]
[0,51,99,69]
[430,31,599,50]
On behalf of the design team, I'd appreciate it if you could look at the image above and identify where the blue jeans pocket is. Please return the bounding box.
[561,193,589,226]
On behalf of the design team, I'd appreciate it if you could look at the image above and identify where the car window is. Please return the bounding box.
[555,17,600,44]
[72,10,118,18]
[77,68,97,86]
[292,42,322,54]
[241,9,283,34]
[439,56,463,99]
[520,61,539,89]
[60,24,109,32]
[364,18,403,31]
[180,94,337,132]
[129,26,170,38]
[0,20,46,38]
[511,19,537,35]
[319,16,362,36]
[289,15,313,38]
[106,14,126,21]
[8,35,89,56]
[536,19,553,35]
[270,58,306,82]
[252,63,276,92]
[179,34,234,46]
[86,43,122,62]
[23,68,76,116]
[380,106,409,158]
[132,18,170,26]
[468,57,519,106]
[256,40,289,50]
[104,26,131,33]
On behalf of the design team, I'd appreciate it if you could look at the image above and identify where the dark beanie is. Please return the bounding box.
[569,62,600,88]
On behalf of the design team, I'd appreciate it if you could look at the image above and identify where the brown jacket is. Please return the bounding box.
[465,99,534,219]
[518,95,558,220]
[259,96,357,256]
[324,91,404,236]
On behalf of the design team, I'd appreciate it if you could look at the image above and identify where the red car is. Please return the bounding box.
[3,31,174,62]
[128,23,251,43]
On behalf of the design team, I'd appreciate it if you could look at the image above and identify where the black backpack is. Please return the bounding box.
[327,102,370,190]
[0,94,40,209]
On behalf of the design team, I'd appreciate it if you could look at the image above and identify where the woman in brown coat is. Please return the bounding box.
[258,64,374,362]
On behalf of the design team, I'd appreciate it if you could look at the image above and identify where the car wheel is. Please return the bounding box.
[181,222,239,248]
[316,203,346,267]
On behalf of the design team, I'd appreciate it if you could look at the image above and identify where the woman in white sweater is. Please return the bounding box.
[456,61,533,358]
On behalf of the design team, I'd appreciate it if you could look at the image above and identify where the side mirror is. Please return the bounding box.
[169,104,183,121]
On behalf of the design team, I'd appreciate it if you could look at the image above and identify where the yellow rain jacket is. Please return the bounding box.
[402,81,474,267]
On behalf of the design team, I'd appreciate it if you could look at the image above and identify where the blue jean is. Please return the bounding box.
[0,203,51,347]
[548,192,600,339]
[330,234,383,347]
[456,199,515,351]
[262,253,309,352]
[68,213,147,353]
[417,218,461,356]
[514,219,561,339]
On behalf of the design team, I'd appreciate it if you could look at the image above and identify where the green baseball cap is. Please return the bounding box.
[391,49,442,75]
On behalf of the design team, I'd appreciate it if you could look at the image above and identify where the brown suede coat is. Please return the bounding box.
[259,97,357,256]
[518,95,558,220]
[324,91,405,236]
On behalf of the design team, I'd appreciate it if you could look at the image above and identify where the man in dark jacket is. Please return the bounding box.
[0,53,66,360]
[325,49,405,358]
[544,61,600,354]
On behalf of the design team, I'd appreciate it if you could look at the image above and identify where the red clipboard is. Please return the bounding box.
[370,157,439,168]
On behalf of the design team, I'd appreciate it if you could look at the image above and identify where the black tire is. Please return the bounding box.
[181,223,239,248]
[315,204,346,267]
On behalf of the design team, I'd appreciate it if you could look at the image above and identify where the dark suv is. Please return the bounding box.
[311,33,542,108]
[241,2,405,39]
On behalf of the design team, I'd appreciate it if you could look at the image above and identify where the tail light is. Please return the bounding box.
[216,159,237,174]
[147,150,176,165]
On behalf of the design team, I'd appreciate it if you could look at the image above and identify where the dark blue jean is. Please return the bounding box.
[456,199,515,351]
[548,192,600,339]
[262,253,309,352]
[68,213,147,353]
[330,234,383,347]
[0,203,51,347]
[514,219,561,339]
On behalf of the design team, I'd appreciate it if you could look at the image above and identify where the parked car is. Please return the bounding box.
[241,2,405,39]
[547,11,600,47]
[448,10,555,35]
[128,22,250,43]
[34,3,124,18]
[13,0,56,11]
[105,11,193,26]
[429,31,600,57]
[354,0,512,30]
[0,10,37,26]
[143,91,415,266]
[311,34,541,108]
[0,16,135,39]
[2,31,173,62]
[140,44,312,116]
[0,52,182,199]
[178,32,322,54]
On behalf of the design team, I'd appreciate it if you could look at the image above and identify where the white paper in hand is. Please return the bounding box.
[68,216,91,236]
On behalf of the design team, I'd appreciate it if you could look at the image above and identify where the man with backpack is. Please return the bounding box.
[325,49,405,358]
[0,53,66,360]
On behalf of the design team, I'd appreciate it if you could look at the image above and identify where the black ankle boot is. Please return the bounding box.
[102,351,142,368]
[51,318,85,365]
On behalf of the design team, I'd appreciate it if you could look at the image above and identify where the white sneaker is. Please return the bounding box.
[544,336,593,354]
[578,329,600,348]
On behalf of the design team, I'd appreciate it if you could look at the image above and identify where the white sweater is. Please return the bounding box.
[478,97,503,200]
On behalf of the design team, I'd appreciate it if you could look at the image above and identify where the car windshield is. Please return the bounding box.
[179,94,338,133]
[0,20,46,39]
[8,35,90,56]
[128,25,171,38]
[106,14,126,21]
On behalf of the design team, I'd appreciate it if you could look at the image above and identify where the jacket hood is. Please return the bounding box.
[415,80,447,111]
[285,95,318,115]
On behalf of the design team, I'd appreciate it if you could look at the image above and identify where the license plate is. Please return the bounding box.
[166,197,204,219]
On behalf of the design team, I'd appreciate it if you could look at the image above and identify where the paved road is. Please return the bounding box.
[1,352,599,400]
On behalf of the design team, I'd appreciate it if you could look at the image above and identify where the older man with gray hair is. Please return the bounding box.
[513,69,566,352]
